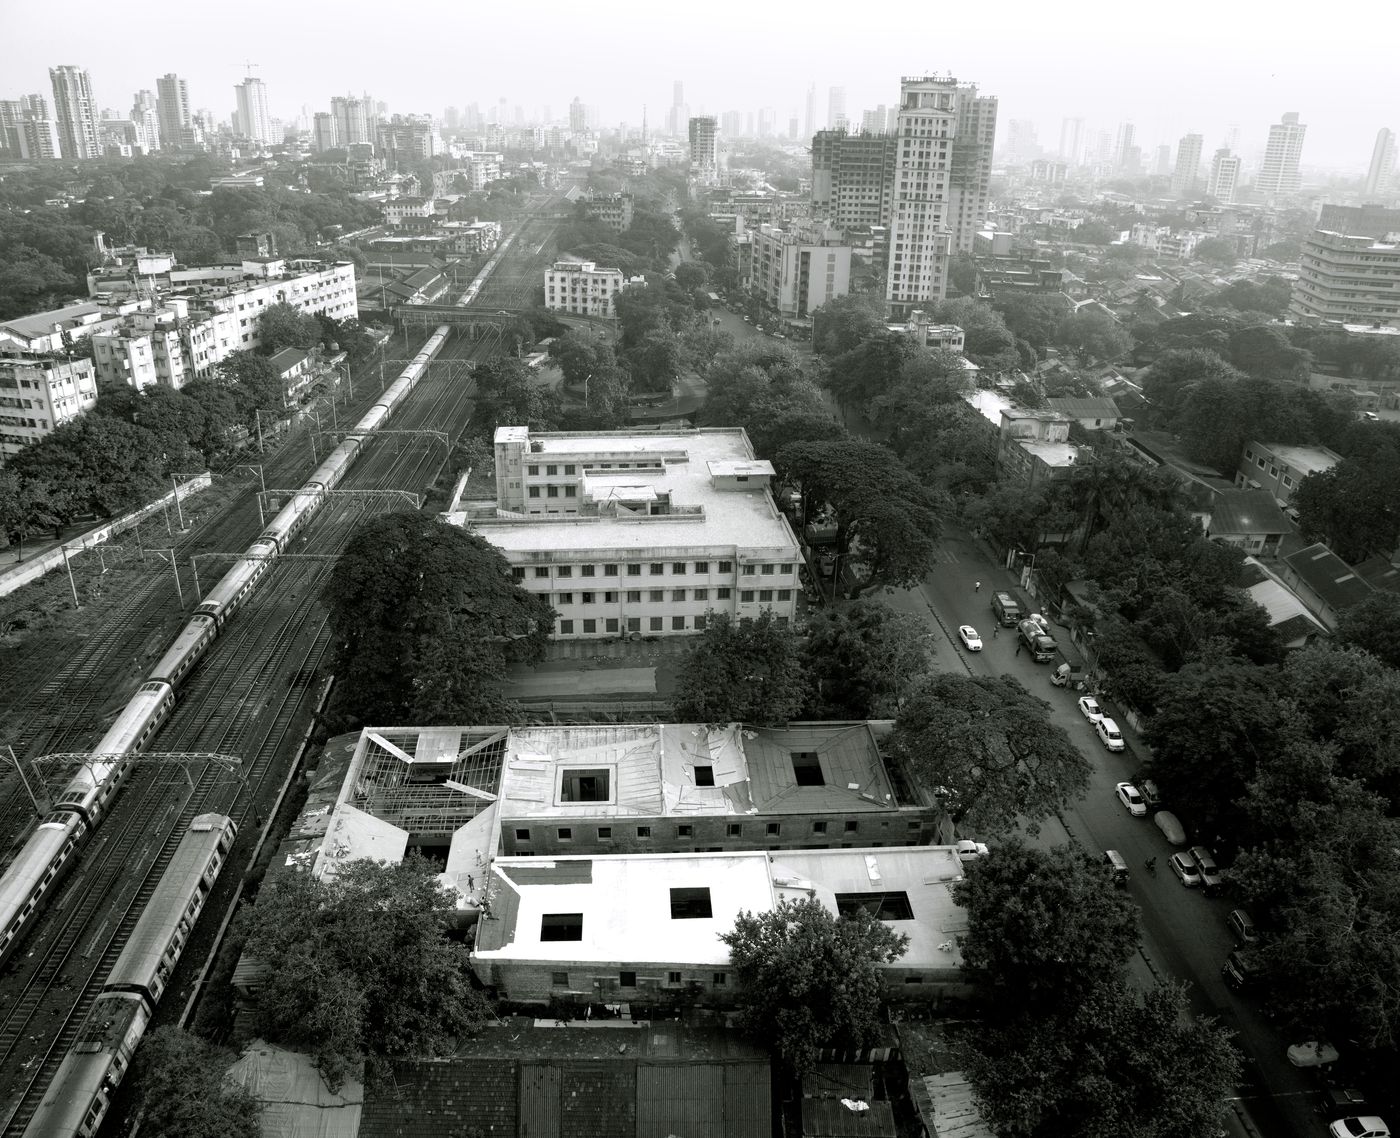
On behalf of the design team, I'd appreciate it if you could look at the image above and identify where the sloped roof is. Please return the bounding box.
[1045,396,1121,421]
[1354,555,1400,594]
[1206,489,1293,537]
[1283,543,1373,611]
[267,346,309,374]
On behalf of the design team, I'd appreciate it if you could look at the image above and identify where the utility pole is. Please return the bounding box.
[59,545,79,608]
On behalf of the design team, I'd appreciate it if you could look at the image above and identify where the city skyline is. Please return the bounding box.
[4,0,1397,171]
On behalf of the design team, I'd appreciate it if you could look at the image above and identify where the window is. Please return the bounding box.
[598,826,612,839]
[761,563,775,575]
[515,828,531,841]
[535,566,550,578]
[672,589,686,601]
[604,564,619,576]
[565,486,577,498]
[695,613,708,629]
[512,567,526,580]
[527,465,540,476]
[812,821,828,834]
[605,591,619,603]
[581,591,595,604]
[556,565,572,578]
[742,564,757,575]
[583,619,596,634]
[677,823,694,838]
[693,587,709,601]
[759,589,773,602]
[626,589,642,603]
[766,822,781,836]
[627,564,642,576]
[694,561,710,573]
[552,971,570,986]
[606,618,619,633]
[559,769,610,802]
[718,560,733,573]
[650,563,665,575]
[791,751,824,786]
[528,486,541,499]
[580,564,596,577]
[547,486,559,498]
[672,562,687,574]
[558,593,573,604]
[836,891,915,920]
[619,970,637,987]
[627,617,641,632]
[546,464,558,475]
[717,587,732,599]
[668,971,683,985]
[564,464,576,475]
[541,914,584,941]
[670,886,711,918]
[559,620,574,634]
[845,820,859,833]
[740,590,755,602]
[713,972,728,986]
[649,589,665,602]
[672,616,686,630]
[557,826,573,841]
[637,825,652,838]
[727,823,743,837]
[904,975,924,985]
[650,616,663,631]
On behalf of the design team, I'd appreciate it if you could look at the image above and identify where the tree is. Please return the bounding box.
[128,1027,263,1138]
[811,292,885,356]
[825,331,921,411]
[1336,592,1400,670]
[671,611,811,726]
[1056,309,1131,363]
[1293,453,1400,563]
[470,357,561,433]
[1193,236,1239,267]
[215,350,285,429]
[954,841,1139,1011]
[720,897,908,1077]
[775,440,944,594]
[321,515,555,731]
[1227,323,1312,381]
[931,298,1018,372]
[801,601,931,718]
[1210,276,1293,318]
[968,981,1241,1138]
[241,856,491,1089]
[625,327,685,392]
[887,675,1093,836]
[991,293,1064,351]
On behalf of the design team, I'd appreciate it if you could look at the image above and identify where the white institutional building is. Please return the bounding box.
[443,427,802,639]
[544,260,630,318]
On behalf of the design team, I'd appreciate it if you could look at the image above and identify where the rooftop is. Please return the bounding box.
[1282,542,1373,611]
[1206,489,1293,536]
[473,846,969,971]
[1045,396,1121,420]
[1253,441,1342,476]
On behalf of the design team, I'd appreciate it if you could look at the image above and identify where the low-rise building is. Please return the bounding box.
[888,311,966,353]
[383,197,437,228]
[1277,542,1373,630]
[1237,440,1342,505]
[544,260,626,318]
[582,191,635,233]
[471,845,971,1006]
[444,426,802,638]
[746,221,852,322]
[1202,488,1293,557]
[996,408,1078,489]
[1045,396,1122,431]
[0,354,98,459]
[267,347,315,405]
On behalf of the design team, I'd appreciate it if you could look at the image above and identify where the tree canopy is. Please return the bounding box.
[321,514,555,731]
[241,856,491,1089]
[128,1027,263,1138]
[720,896,908,1077]
[671,611,810,726]
[800,600,931,718]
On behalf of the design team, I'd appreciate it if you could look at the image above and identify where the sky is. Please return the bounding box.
[7,0,1398,171]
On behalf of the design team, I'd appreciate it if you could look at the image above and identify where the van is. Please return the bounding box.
[1103,849,1129,886]
[1226,908,1258,945]
[1096,717,1126,752]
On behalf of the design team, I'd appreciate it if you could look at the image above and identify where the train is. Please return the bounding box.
[22,813,237,1138]
[0,327,451,969]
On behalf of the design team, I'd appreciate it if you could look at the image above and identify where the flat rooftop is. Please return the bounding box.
[474,847,968,970]
[455,429,799,556]
[1256,442,1341,475]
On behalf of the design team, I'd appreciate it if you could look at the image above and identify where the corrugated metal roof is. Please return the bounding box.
[1206,489,1292,537]
[1045,396,1121,420]
[638,1064,725,1138]
[801,1098,897,1136]
[1284,543,1374,610]
[745,723,896,813]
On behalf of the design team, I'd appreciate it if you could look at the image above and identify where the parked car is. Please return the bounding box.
[958,625,983,651]
[955,839,990,862]
[1077,695,1105,723]
[1169,851,1202,888]
[1320,1089,1372,1119]
[1222,948,1265,990]
[1116,782,1147,817]
[1096,717,1126,752]
[1227,908,1258,945]
[1139,779,1162,810]
[1328,1117,1389,1138]
[1154,810,1187,845]
[1189,845,1223,894]
[1104,849,1130,886]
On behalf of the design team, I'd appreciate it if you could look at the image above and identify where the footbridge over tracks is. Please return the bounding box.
[391,305,617,336]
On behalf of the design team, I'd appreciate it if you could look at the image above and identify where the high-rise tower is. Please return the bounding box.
[1171,133,1203,197]
[156,72,191,150]
[1366,128,1396,196]
[885,76,958,320]
[947,84,998,255]
[234,77,274,145]
[1207,148,1241,204]
[1257,112,1306,197]
[827,86,847,130]
[49,65,99,159]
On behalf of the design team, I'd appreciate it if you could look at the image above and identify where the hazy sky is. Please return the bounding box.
[8,0,1397,170]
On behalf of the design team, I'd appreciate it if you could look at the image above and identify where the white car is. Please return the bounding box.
[1116,782,1147,817]
[955,839,990,862]
[958,625,983,651]
[1096,717,1126,752]
[1329,1118,1390,1138]
[1077,695,1105,723]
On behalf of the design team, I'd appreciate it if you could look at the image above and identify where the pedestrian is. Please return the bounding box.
[992,626,998,638]
[1015,641,1022,657]
[974,580,981,592]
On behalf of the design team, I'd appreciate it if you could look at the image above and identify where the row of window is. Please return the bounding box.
[520,560,792,580]
[513,818,921,843]
[556,611,790,635]
[549,969,727,989]
[551,587,795,605]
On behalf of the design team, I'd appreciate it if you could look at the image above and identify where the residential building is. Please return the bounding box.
[312,112,336,153]
[484,720,939,857]
[0,301,125,355]
[382,196,437,228]
[267,346,315,406]
[456,151,503,190]
[946,84,998,255]
[1290,230,1400,329]
[1256,112,1306,197]
[443,426,802,639]
[689,116,718,173]
[1171,133,1203,197]
[331,95,369,147]
[1202,488,1293,557]
[996,408,1078,489]
[0,96,61,160]
[234,77,273,145]
[131,90,161,153]
[1029,159,1069,184]
[581,191,635,233]
[891,311,965,353]
[543,260,626,318]
[568,95,587,133]
[1045,396,1122,431]
[1240,557,1327,649]
[1277,543,1372,630]
[1366,128,1396,196]
[1207,149,1242,204]
[472,845,971,1006]
[1236,441,1342,505]
[156,72,192,150]
[378,114,441,162]
[886,76,958,320]
[49,65,99,159]
[90,305,202,391]
[1058,117,1084,165]
[827,86,847,130]
[0,355,98,459]
[746,221,852,321]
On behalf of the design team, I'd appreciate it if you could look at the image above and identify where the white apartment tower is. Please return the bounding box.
[947,84,997,254]
[1257,112,1306,197]
[331,95,369,147]
[689,116,718,172]
[234,77,274,145]
[1207,148,1242,204]
[886,76,959,320]
[49,65,99,159]
[312,112,337,153]
[828,86,847,130]
[1171,133,1203,197]
[156,73,191,150]
[1366,128,1396,196]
